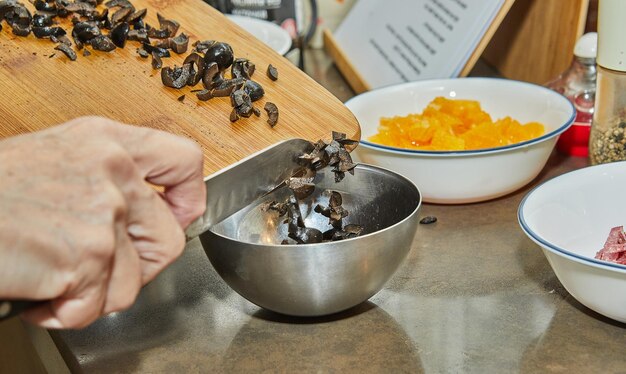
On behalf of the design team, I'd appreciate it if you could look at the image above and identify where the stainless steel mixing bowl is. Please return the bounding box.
[200,164,421,316]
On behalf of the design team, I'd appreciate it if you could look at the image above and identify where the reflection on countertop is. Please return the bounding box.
[54,51,626,374]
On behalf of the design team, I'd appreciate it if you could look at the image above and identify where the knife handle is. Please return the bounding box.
[0,300,44,321]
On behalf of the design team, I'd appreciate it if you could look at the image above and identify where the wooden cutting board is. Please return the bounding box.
[0,0,361,176]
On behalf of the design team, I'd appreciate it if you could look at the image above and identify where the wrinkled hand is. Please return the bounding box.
[0,117,206,329]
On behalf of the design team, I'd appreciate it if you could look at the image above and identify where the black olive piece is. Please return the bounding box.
[146,25,169,39]
[6,3,31,28]
[243,80,264,102]
[110,6,131,25]
[153,39,169,49]
[54,34,72,47]
[127,29,148,42]
[32,13,53,27]
[203,41,233,72]
[264,102,278,127]
[252,106,261,117]
[83,48,91,56]
[177,94,185,102]
[231,57,255,79]
[33,0,56,12]
[156,12,179,35]
[419,216,437,224]
[161,63,192,89]
[65,2,95,16]
[132,18,144,30]
[136,46,148,58]
[213,77,244,97]
[142,42,170,57]
[169,32,188,54]
[11,24,31,36]
[229,108,239,122]
[104,0,133,9]
[0,0,15,18]
[201,61,219,89]
[230,88,247,108]
[285,169,316,200]
[33,26,65,38]
[196,89,213,101]
[72,21,101,43]
[110,21,129,48]
[289,226,323,244]
[193,39,215,54]
[126,8,145,23]
[54,43,76,61]
[151,52,162,69]
[86,7,107,22]
[267,64,278,81]
[90,34,116,51]
[0,24,3,32]
[183,52,203,86]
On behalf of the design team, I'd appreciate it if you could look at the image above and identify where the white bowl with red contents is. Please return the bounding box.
[346,78,575,204]
[518,161,626,323]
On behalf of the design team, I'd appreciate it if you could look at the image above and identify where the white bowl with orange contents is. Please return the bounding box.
[345,78,576,204]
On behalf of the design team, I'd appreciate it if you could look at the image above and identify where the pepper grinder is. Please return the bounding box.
[589,0,626,164]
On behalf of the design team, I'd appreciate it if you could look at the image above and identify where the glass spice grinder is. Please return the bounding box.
[589,0,626,164]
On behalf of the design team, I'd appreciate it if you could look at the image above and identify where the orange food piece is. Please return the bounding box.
[368,97,545,151]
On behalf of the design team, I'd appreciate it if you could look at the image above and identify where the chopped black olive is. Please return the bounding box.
[142,42,170,57]
[161,63,191,89]
[126,8,145,23]
[183,52,203,86]
[32,13,53,28]
[72,21,101,44]
[53,34,72,46]
[54,43,77,61]
[252,106,261,117]
[127,29,148,43]
[264,102,278,127]
[136,46,149,58]
[33,0,56,12]
[243,80,264,102]
[229,108,239,122]
[231,57,255,79]
[267,64,278,81]
[284,167,316,200]
[32,26,65,38]
[192,39,215,54]
[177,94,185,102]
[201,61,219,89]
[196,89,213,101]
[151,52,162,69]
[90,35,116,51]
[212,77,244,97]
[169,32,188,54]
[104,0,133,9]
[203,41,233,72]
[11,24,31,36]
[110,21,129,48]
[110,6,131,25]
[65,2,95,16]
[83,48,91,56]
[156,12,178,35]
[419,216,437,224]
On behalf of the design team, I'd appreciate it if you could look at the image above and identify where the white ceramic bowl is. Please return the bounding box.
[227,15,292,55]
[345,78,575,204]
[519,162,626,323]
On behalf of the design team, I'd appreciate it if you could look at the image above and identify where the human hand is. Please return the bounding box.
[0,117,206,328]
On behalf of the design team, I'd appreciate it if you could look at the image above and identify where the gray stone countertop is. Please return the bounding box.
[53,50,626,373]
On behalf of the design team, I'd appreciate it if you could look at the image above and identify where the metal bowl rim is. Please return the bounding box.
[208,163,422,247]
